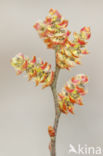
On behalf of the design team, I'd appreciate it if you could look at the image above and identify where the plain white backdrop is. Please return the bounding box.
[0,0,103,155]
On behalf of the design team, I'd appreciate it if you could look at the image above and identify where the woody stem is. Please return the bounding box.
[50,65,61,156]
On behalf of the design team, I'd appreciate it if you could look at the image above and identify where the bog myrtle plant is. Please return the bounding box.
[11,9,91,156]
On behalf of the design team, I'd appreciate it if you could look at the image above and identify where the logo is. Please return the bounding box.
[68,144,102,155]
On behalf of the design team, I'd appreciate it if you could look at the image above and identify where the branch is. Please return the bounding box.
[51,66,60,114]
[50,53,61,156]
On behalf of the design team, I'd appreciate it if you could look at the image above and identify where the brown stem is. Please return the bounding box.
[50,65,61,156]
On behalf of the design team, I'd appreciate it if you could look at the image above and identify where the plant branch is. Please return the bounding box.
[50,59,61,156]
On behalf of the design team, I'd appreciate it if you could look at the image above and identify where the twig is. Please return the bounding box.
[50,53,61,156]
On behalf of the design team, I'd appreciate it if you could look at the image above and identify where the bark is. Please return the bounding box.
[50,65,61,156]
